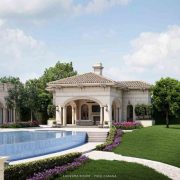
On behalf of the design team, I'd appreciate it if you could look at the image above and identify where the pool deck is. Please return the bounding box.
[0,126,109,165]
[0,126,110,133]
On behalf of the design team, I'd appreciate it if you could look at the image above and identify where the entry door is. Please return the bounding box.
[67,106,72,124]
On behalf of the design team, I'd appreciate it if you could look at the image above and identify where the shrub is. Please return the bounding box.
[4,152,81,180]
[47,104,56,118]
[112,122,143,130]
[96,127,122,151]
[135,104,152,120]
[28,156,89,180]
[0,121,39,128]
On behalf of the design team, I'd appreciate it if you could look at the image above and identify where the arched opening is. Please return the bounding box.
[0,102,3,124]
[62,98,103,126]
[81,104,89,120]
[67,105,72,124]
[112,99,121,122]
[127,105,133,121]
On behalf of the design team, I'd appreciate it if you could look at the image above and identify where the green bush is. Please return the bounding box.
[96,127,116,150]
[4,152,81,180]
[0,121,39,128]
[47,104,56,118]
[135,104,152,120]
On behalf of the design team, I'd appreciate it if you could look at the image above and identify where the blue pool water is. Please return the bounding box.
[0,130,87,161]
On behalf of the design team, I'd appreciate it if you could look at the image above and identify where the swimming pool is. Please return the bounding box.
[0,130,87,161]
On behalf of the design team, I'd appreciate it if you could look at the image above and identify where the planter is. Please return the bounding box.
[47,119,56,126]
[136,120,155,127]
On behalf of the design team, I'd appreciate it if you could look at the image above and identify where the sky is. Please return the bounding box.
[0,0,180,83]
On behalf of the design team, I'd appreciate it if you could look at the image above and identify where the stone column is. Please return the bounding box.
[74,107,77,124]
[3,108,6,124]
[108,104,112,127]
[13,108,16,123]
[63,107,67,126]
[133,105,136,121]
[56,106,61,124]
[0,157,7,180]
[100,107,103,125]
[72,107,75,125]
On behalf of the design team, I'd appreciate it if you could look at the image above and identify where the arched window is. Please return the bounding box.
[81,104,89,120]
[127,105,133,121]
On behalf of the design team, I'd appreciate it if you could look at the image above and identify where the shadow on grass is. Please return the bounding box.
[169,126,180,129]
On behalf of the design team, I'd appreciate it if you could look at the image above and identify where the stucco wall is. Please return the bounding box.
[122,89,151,121]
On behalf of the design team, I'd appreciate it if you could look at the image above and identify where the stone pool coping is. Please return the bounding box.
[9,142,102,165]
[0,127,107,165]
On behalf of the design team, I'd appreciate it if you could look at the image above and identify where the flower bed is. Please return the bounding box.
[4,152,81,180]
[0,121,39,128]
[28,156,89,180]
[96,127,122,151]
[112,121,143,130]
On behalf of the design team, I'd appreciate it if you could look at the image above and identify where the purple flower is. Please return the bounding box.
[27,156,89,180]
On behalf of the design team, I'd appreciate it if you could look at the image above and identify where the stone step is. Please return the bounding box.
[87,131,108,142]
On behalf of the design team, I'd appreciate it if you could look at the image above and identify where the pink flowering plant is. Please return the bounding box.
[112,121,143,130]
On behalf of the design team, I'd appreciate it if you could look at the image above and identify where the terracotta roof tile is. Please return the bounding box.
[47,72,151,90]
[48,72,116,85]
[117,81,151,89]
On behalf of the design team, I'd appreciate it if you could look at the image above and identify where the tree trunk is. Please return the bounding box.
[31,110,33,122]
[166,111,169,128]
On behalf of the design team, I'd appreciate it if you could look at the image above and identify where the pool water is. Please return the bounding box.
[0,130,87,161]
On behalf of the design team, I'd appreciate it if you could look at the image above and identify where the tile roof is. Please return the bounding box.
[118,81,151,89]
[47,72,117,86]
[47,72,151,90]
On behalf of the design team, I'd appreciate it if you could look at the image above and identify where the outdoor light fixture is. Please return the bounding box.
[56,106,59,112]
[104,104,108,112]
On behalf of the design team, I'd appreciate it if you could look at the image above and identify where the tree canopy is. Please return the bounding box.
[152,77,180,127]
[2,61,77,123]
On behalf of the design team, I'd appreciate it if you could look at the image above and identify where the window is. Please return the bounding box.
[92,105,100,113]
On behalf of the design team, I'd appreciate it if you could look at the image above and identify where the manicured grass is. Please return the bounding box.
[58,160,170,180]
[113,125,180,167]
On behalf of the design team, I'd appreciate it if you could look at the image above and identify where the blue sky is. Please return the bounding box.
[0,0,180,83]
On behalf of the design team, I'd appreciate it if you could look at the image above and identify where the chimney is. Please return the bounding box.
[93,62,104,75]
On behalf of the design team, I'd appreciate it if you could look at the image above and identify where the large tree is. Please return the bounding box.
[2,61,77,123]
[40,61,77,88]
[152,77,180,128]
[0,76,25,121]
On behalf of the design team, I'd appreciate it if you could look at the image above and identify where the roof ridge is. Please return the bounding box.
[47,72,91,84]
[90,72,116,83]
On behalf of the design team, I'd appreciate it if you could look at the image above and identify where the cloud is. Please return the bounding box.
[0,0,131,20]
[0,22,57,82]
[105,25,180,83]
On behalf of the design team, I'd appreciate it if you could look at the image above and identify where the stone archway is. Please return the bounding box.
[0,102,3,124]
[59,97,104,126]
[67,105,72,124]
[112,98,121,122]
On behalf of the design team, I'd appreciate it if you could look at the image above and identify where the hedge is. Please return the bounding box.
[5,152,81,180]
[0,121,39,128]
[96,127,122,151]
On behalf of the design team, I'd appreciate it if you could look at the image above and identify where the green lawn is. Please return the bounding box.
[58,160,170,180]
[113,125,180,167]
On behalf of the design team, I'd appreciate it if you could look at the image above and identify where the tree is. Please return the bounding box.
[39,61,77,88]
[25,79,39,121]
[152,77,180,128]
[0,76,25,121]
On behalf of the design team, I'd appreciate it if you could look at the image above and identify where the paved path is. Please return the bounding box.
[85,151,180,180]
